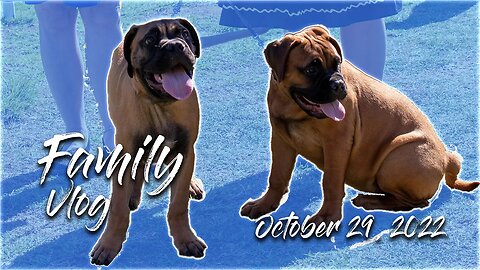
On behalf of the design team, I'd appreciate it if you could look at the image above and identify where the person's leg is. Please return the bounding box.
[340,18,386,80]
[35,3,88,138]
[79,1,122,151]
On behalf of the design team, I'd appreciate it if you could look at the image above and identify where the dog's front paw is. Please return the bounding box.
[171,228,207,258]
[307,208,342,226]
[90,231,125,266]
[240,194,281,220]
[189,177,205,201]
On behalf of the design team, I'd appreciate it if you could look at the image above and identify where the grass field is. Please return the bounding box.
[1,0,479,268]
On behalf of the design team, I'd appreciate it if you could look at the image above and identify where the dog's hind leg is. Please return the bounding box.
[189,177,205,201]
[370,140,445,212]
[352,193,429,211]
[129,177,144,211]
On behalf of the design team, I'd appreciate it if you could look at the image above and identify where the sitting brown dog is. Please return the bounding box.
[90,19,206,265]
[240,25,479,225]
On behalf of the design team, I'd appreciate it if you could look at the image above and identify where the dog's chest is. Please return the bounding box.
[135,102,197,154]
[151,123,187,148]
[278,120,325,165]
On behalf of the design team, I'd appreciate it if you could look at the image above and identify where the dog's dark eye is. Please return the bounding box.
[304,66,319,76]
[182,29,190,39]
[334,57,341,66]
[303,59,322,77]
[144,36,156,46]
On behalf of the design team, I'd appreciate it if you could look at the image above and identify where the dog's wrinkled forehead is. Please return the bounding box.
[265,25,342,82]
[126,18,200,58]
[123,18,201,77]
[290,26,342,67]
[138,20,184,39]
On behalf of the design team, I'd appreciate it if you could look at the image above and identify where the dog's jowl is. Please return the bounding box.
[90,18,206,266]
[240,25,479,226]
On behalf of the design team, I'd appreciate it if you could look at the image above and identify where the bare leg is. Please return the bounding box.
[35,3,87,138]
[79,1,122,150]
[340,19,386,80]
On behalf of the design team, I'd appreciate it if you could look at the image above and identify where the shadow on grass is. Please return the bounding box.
[6,159,454,268]
[387,1,476,30]
[1,162,95,225]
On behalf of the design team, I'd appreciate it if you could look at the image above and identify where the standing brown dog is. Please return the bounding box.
[90,19,206,266]
[240,25,479,225]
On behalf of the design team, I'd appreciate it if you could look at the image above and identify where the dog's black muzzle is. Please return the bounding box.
[291,71,347,104]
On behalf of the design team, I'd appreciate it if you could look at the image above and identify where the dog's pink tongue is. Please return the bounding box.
[161,67,193,100]
[320,100,345,121]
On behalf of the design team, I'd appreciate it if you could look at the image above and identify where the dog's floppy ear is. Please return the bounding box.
[178,18,201,58]
[328,36,343,62]
[264,37,297,82]
[124,24,138,78]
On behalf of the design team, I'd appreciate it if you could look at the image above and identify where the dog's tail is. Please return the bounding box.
[444,151,479,192]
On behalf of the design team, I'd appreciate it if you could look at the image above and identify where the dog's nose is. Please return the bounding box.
[164,42,185,52]
[329,78,347,99]
[329,79,343,91]
[176,43,185,51]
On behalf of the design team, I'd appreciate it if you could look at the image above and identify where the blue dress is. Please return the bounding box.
[219,0,402,31]
[25,1,100,8]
